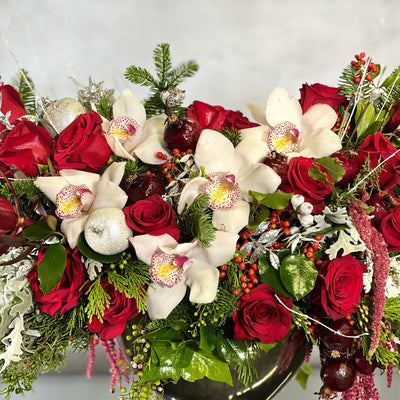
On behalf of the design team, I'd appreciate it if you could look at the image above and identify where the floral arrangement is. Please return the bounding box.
[1,45,400,400]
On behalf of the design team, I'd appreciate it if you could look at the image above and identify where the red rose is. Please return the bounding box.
[286,156,333,213]
[87,280,139,340]
[380,206,400,251]
[27,247,87,316]
[319,255,366,320]
[123,194,180,240]
[386,101,400,132]
[51,110,111,172]
[187,100,259,131]
[232,284,293,344]
[0,120,53,177]
[0,84,26,127]
[358,131,400,191]
[0,197,18,234]
[299,83,348,113]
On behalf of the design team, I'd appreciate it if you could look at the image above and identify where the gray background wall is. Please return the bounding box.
[1,0,400,399]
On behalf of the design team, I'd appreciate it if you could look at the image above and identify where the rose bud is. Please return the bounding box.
[0,196,18,234]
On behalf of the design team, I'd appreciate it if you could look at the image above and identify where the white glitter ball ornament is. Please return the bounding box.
[42,98,86,138]
[84,208,132,255]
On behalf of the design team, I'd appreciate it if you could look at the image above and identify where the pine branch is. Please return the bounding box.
[154,43,172,88]
[168,60,199,87]
[124,65,158,88]
[338,64,373,100]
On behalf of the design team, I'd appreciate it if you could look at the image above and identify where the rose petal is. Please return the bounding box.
[194,129,235,174]
[212,200,250,233]
[266,88,302,128]
[145,281,187,320]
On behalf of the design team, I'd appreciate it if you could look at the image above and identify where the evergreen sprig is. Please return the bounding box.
[12,69,37,116]
[338,63,373,100]
[219,128,242,147]
[178,193,216,247]
[124,43,199,117]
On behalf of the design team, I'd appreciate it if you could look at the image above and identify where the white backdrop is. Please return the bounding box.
[1,0,400,399]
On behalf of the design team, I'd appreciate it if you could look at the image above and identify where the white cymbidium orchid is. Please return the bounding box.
[34,162,127,248]
[244,87,341,159]
[177,129,281,233]
[101,89,169,164]
[130,231,238,320]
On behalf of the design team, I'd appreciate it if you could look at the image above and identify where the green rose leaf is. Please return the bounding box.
[280,254,318,300]
[355,100,376,139]
[314,157,345,184]
[258,254,292,298]
[143,327,186,343]
[308,164,332,187]
[37,243,67,295]
[249,190,293,210]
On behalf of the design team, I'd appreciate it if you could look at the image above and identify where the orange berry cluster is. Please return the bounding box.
[303,235,323,263]
[351,52,379,83]
[158,148,194,183]
[265,209,294,250]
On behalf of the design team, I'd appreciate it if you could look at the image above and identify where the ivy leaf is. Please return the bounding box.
[250,190,293,209]
[314,157,345,185]
[280,254,318,300]
[294,362,313,390]
[37,244,67,294]
[20,219,55,241]
[199,325,217,353]
[258,255,292,298]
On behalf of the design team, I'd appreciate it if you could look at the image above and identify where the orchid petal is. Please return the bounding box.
[161,240,199,256]
[105,135,136,160]
[194,130,235,174]
[146,281,187,320]
[134,132,170,165]
[247,102,268,125]
[61,214,88,249]
[60,169,100,192]
[238,163,281,202]
[130,233,178,265]
[266,87,302,128]
[113,89,146,127]
[177,177,208,214]
[212,200,250,233]
[240,125,269,142]
[185,262,219,304]
[293,127,342,159]
[100,162,126,185]
[187,231,238,266]
[234,137,269,177]
[300,103,337,137]
[34,176,70,203]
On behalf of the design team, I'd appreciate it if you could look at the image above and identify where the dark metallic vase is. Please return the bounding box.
[162,334,306,400]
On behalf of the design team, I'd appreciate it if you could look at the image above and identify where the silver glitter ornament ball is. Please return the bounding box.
[42,98,86,138]
[84,208,133,255]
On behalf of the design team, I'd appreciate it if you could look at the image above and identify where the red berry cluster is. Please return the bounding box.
[303,235,323,264]
[159,148,194,183]
[351,52,379,83]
